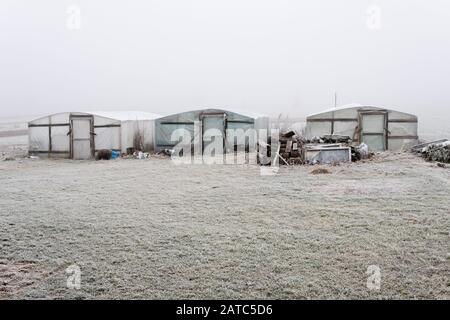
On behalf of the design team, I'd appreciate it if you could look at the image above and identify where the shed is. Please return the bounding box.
[154,108,269,153]
[28,111,161,159]
[305,104,418,151]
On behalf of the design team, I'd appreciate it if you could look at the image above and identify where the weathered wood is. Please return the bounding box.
[286,140,293,153]
[290,150,300,158]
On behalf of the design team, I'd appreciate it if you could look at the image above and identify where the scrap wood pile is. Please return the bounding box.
[412,139,450,163]
[258,131,305,165]
[278,131,306,165]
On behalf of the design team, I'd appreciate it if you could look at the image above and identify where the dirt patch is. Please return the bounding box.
[0,260,47,298]
[310,168,331,175]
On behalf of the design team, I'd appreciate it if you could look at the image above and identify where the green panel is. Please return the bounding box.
[362,135,385,151]
[156,123,194,146]
[203,116,224,151]
[203,117,224,136]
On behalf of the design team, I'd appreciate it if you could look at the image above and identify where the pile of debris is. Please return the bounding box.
[308,134,352,144]
[133,150,151,159]
[95,149,121,160]
[412,139,450,163]
[270,133,372,166]
[351,143,371,162]
[278,131,305,165]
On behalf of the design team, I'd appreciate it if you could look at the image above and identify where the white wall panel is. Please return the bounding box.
[51,126,70,152]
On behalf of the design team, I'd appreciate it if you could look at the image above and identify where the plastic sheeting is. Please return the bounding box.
[305,121,331,138]
[28,127,49,152]
[51,125,70,152]
[333,121,358,137]
[121,120,155,152]
[94,127,120,151]
[156,123,194,146]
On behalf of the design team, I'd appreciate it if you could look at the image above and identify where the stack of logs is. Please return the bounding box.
[279,131,305,165]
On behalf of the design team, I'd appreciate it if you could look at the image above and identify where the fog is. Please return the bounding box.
[0,0,449,137]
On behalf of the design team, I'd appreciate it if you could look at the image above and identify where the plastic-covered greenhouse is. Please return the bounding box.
[154,108,269,153]
[28,111,160,159]
[305,104,418,151]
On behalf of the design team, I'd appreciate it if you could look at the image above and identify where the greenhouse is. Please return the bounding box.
[28,111,161,159]
[305,104,418,151]
[154,108,269,153]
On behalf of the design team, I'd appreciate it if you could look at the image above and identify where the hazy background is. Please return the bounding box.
[0,0,449,137]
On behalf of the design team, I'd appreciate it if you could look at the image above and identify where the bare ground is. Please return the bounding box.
[0,152,449,299]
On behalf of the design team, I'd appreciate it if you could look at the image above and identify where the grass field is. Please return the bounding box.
[0,152,449,299]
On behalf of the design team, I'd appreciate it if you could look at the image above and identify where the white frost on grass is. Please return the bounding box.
[0,152,449,299]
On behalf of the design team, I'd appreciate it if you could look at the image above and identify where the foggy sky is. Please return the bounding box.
[1,0,450,125]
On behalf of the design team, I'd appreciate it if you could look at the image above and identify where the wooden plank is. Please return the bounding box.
[28,123,70,127]
[388,119,417,123]
[94,124,121,128]
[411,139,448,150]
[48,117,52,153]
[227,120,254,124]
[388,135,419,139]
[285,140,292,153]
[307,118,357,122]
[29,150,69,154]
[160,122,195,125]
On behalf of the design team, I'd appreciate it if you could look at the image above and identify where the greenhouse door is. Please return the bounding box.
[359,111,388,151]
[201,113,226,154]
[70,115,94,159]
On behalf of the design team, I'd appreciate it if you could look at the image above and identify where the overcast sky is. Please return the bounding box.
[1,0,450,126]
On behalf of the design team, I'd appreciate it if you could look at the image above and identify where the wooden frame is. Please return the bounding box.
[28,123,70,127]
[69,114,95,159]
[199,112,227,154]
[227,120,255,124]
[307,118,357,122]
[387,119,418,123]
[358,110,388,150]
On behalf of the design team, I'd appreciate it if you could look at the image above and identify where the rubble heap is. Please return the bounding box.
[278,131,305,165]
[309,134,352,144]
[412,140,450,164]
[422,142,450,163]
